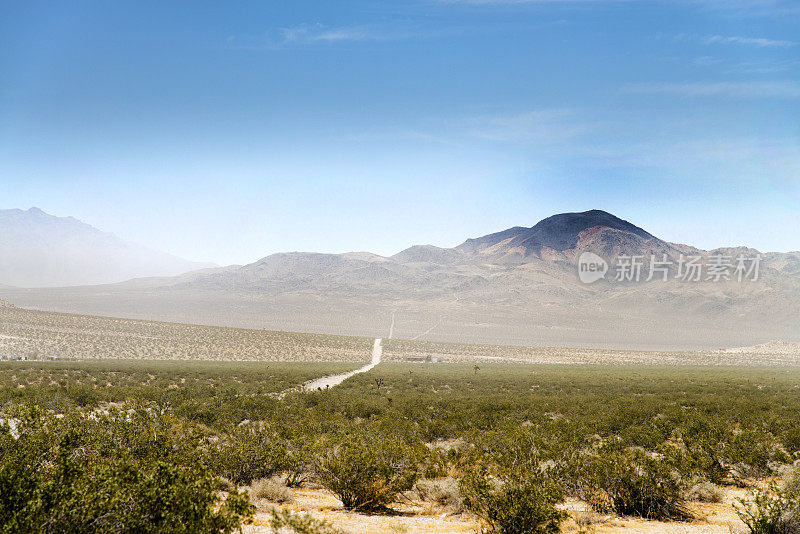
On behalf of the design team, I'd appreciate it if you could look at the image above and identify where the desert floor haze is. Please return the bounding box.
[2,305,800,367]
[2,210,799,350]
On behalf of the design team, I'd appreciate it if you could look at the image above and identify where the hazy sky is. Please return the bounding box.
[1,0,798,265]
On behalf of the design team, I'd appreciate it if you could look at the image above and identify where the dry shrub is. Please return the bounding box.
[731,463,771,487]
[780,464,800,492]
[685,482,723,503]
[572,509,605,533]
[216,476,236,492]
[584,488,614,515]
[251,476,293,504]
[413,477,465,514]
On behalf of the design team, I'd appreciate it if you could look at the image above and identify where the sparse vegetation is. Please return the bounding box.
[0,306,373,362]
[3,337,800,532]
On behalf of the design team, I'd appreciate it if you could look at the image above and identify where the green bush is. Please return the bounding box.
[460,470,565,534]
[274,425,317,488]
[0,409,252,534]
[314,427,422,512]
[580,445,690,520]
[736,483,800,534]
[783,428,800,455]
[679,415,778,486]
[728,428,775,484]
[679,415,729,484]
[211,424,285,485]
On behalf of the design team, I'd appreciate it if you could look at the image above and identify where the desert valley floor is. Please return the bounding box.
[2,303,800,534]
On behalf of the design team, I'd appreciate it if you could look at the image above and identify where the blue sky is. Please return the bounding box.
[1,0,798,264]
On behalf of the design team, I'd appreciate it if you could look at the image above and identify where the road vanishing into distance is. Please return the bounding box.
[303,338,382,391]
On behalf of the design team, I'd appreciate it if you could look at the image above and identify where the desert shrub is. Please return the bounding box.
[579,445,690,520]
[783,468,800,494]
[679,416,781,486]
[420,446,450,479]
[583,487,614,515]
[274,426,316,488]
[457,426,566,533]
[0,409,252,534]
[314,427,422,512]
[736,483,800,534]
[784,428,800,455]
[211,424,285,485]
[251,475,293,503]
[460,469,566,534]
[269,507,341,534]
[679,415,729,484]
[413,477,465,513]
[728,429,776,484]
[463,422,582,478]
[621,422,671,450]
[684,481,723,503]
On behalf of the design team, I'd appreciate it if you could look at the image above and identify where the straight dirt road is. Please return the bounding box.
[303,338,382,391]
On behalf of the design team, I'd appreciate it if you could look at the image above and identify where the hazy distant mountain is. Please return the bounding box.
[0,208,213,287]
[457,209,656,259]
[2,209,799,350]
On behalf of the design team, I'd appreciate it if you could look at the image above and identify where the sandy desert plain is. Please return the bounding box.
[3,303,800,534]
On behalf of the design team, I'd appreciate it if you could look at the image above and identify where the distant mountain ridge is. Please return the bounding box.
[2,209,799,350]
[0,207,213,287]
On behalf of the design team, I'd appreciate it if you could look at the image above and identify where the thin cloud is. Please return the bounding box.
[620,81,800,98]
[280,24,388,43]
[583,137,800,171]
[673,33,796,47]
[226,23,458,50]
[731,58,800,74]
[704,35,796,47]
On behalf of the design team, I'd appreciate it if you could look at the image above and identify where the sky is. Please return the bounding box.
[1,0,798,265]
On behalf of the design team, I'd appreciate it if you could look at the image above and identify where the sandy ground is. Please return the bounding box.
[560,488,750,533]
[244,487,477,533]
[241,486,751,534]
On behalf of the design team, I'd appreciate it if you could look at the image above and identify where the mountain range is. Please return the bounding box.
[0,208,213,287]
[1,209,798,350]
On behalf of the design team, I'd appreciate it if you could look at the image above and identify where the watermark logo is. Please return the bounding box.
[576,253,761,284]
[578,252,608,284]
